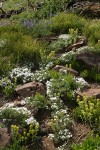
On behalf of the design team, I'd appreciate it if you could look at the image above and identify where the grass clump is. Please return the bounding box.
[0,26,47,76]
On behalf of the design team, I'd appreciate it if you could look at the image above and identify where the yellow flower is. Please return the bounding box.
[27,133,30,137]
[55,115,58,120]
[24,131,26,135]
[69,64,71,68]
[31,129,35,135]
[66,64,68,68]
[49,122,53,126]
[35,123,39,129]
[21,136,24,141]
[83,96,87,101]
[29,124,33,130]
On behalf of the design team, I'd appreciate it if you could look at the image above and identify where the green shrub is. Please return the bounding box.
[24,93,47,109]
[51,12,87,34]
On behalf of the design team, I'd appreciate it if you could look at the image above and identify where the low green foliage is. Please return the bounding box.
[0,77,16,98]
[72,133,100,150]
[0,108,28,126]
[49,72,78,100]
[24,93,47,109]
[2,0,27,11]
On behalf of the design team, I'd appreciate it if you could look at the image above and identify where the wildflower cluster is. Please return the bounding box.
[11,123,39,145]
[75,77,89,89]
[48,109,72,143]
[0,77,15,88]
[46,73,78,101]
[59,51,76,64]
[9,67,33,84]
[69,28,78,43]
[0,102,38,126]
[59,46,88,64]
[46,74,73,144]
[56,142,69,150]
[32,68,50,82]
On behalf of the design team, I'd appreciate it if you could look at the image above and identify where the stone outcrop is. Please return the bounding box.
[75,88,100,99]
[71,1,100,18]
[76,51,100,71]
[15,81,45,97]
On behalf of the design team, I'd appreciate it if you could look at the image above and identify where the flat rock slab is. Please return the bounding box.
[76,88,100,99]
